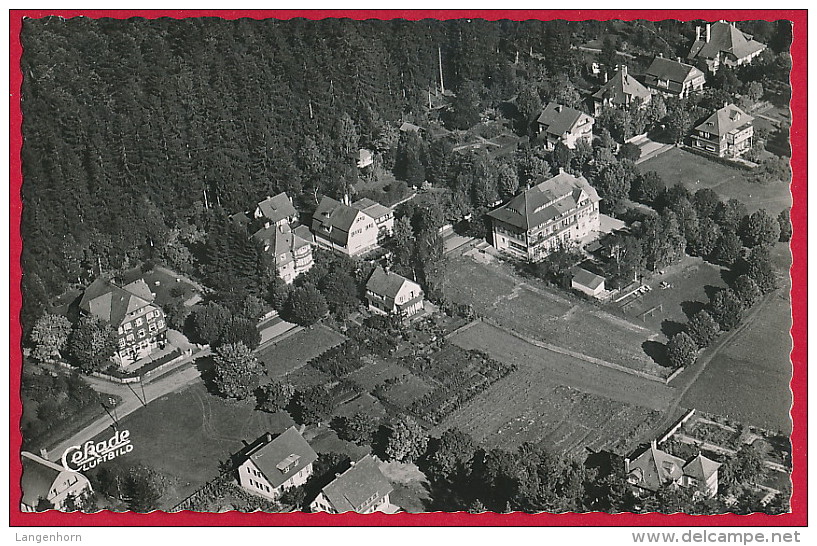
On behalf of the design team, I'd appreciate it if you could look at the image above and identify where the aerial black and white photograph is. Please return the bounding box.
[16,14,797,516]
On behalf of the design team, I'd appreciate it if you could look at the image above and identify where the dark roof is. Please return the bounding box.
[487,171,601,231]
[320,455,393,513]
[688,21,766,62]
[694,104,754,136]
[229,211,251,228]
[592,68,651,105]
[572,267,605,290]
[79,278,155,326]
[245,427,318,490]
[311,196,364,247]
[645,58,704,93]
[366,266,417,300]
[536,103,586,137]
[256,192,297,224]
[352,198,391,220]
[252,223,311,264]
[21,452,63,507]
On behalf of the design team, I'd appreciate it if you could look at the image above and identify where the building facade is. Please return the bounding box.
[236,427,318,501]
[311,196,382,257]
[691,103,754,158]
[488,171,601,262]
[252,223,314,284]
[79,278,167,365]
[625,441,721,498]
[365,267,425,318]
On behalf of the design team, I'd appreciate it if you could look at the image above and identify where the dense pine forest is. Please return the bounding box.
[19,16,792,330]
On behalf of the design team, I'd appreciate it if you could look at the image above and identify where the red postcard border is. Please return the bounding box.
[8,9,807,527]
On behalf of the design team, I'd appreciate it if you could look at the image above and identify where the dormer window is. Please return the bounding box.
[276,454,301,474]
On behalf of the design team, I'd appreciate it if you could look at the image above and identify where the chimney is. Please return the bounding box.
[650,439,658,450]
[624,457,630,474]
[706,23,711,43]
[40,448,48,460]
[298,424,306,435]
[556,105,563,112]
[604,71,608,83]
[264,432,273,443]
[696,25,701,41]
[621,65,627,78]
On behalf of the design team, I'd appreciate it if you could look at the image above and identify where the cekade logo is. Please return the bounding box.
[62,429,134,472]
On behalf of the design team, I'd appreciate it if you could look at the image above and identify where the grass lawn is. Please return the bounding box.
[305,426,370,461]
[680,288,793,434]
[258,325,346,377]
[440,255,667,377]
[638,147,792,215]
[88,382,296,509]
[333,393,389,420]
[346,360,414,392]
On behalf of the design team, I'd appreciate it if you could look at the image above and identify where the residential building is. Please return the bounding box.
[687,21,766,73]
[691,103,754,158]
[236,427,318,501]
[535,102,594,150]
[352,197,394,237]
[253,192,298,227]
[625,440,721,498]
[79,277,167,365]
[644,57,706,98]
[310,455,398,514]
[20,452,93,512]
[252,223,314,284]
[311,196,380,257]
[487,170,601,262]
[571,267,606,298]
[591,66,652,116]
[365,266,425,318]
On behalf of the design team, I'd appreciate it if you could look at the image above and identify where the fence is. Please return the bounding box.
[658,408,697,445]
[43,347,195,385]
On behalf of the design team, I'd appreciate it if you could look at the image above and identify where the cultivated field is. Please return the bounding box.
[440,321,677,457]
[440,255,669,377]
[638,147,792,214]
[259,325,346,377]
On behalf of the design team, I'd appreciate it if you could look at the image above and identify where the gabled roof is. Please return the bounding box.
[252,223,311,264]
[536,103,588,137]
[79,278,155,326]
[312,196,361,233]
[256,192,297,224]
[320,455,393,513]
[229,211,251,229]
[572,267,605,290]
[21,452,65,507]
[487,171,601,231]
[627,443,686,492]
[694,104,754,136]
[645,57,704,87]
[399,122,422,133]
[352,198,391,221]
[592,68,651,105]
[366,266,419,300]
[688,21,766,62]
[683,453,721,481]
[245,427,318,490]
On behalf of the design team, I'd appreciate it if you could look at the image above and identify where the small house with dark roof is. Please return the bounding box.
[254,192,298,227]
[311,196,380,257]
[687,21,766,74]
[535,102,594,150]
[79,277,167,365]
[571,267,606,298]
[644,57,706,98]
[21,451,93,512]
[252,223,314,284]
[237,427,318,501]
[591,66,652,116]
[487,170,601,262]
[366,266,424,318]
[310,455,397,514]
[352,197,394,237]
[691,103,754,158]
[625,440,721,498]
